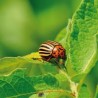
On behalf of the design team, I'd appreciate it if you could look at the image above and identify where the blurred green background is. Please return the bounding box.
[0,0,82,58]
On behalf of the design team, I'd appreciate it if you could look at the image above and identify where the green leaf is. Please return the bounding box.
[0,69,36,98]
[0,68,72,98]
[94,85,98,98]
[67,0,98,74]
[78,84,90,98]
[30,91,73,98]
[0,57,58,76]
[55,19,72,57]
[83,65,97,98]
[0,69,52,97]
[55,28,67,42]
[72,61,98,97]
[0,57,73,97]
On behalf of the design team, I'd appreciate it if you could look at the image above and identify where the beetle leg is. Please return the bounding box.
[46,56,52,62]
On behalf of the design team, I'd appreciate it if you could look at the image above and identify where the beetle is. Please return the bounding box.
[39,41,66,62]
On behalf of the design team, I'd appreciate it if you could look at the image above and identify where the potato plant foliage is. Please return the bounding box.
[0,0,98,98]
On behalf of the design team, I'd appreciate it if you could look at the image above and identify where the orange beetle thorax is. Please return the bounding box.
[52,45,65,59]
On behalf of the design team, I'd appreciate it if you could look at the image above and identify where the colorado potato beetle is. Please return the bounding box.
[39,41,66,62]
